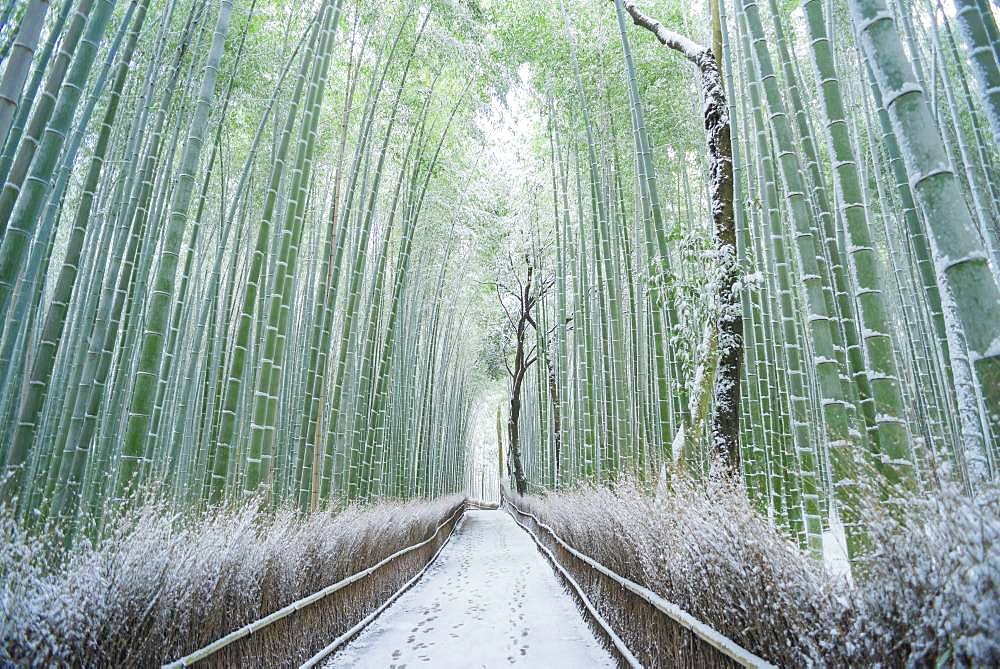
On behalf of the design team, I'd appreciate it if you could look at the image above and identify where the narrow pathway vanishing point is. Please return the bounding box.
[325,510,615,668]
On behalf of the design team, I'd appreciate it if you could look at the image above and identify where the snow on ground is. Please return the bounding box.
[823,508,852,581]
[324,510,615,669]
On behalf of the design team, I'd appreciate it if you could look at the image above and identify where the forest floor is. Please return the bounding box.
[324,510,614,669]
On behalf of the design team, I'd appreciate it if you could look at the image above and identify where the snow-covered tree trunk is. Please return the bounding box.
[618,0,741,474]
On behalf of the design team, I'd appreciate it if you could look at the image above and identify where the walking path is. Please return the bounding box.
[324,510,615,668]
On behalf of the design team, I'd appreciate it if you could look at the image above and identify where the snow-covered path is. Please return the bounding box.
[324,510,615,669]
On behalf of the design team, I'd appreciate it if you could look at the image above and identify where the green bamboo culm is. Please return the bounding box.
[0,0,118,502]
[209,12,323,506]
[850,0,1000,472]
[117,0,234,503]
[0,0,115,321]
[0,0,50,149]
[740,0,864,557]
[801,0,915,491]
[3,0,151,517]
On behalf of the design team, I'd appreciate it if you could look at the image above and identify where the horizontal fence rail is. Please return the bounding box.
[300,504,469,668]
[503,497,776,669]
[506,503,643,667]
[464,501,500,511]
[163,501,467,668]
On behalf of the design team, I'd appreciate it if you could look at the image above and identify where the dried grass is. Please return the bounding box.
[1,495,464,667]
[511,477,999,667]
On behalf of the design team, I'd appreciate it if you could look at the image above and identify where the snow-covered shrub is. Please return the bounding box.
[1,495,464,666]
[851,484,1000,667]
[511,477,999,667]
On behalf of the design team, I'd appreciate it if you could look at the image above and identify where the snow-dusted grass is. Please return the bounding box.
[512,478,999,667]
[1,495,464,666]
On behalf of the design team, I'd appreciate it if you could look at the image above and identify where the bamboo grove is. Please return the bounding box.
[485,0,999,561]
[1,0,999,565]
[0,0,484,542]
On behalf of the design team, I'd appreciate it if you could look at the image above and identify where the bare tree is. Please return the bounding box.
[496,253,553,495]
